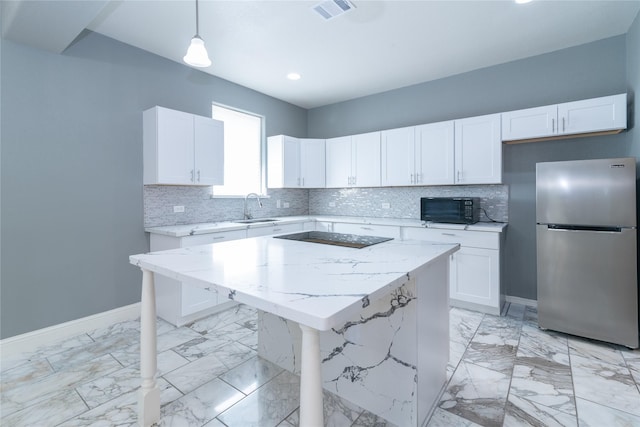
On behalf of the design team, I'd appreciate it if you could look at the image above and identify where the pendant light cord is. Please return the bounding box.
[195,0,200,37]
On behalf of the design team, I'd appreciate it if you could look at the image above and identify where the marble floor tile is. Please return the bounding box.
[217,369,300,427]
[517,323,569,366]
[0,358,54,393]
[163,352,231,395]
[1,353,122,416]
[570,353,640,417]
[426,407,483,427]
[220,356,284,394]
[1,387,88,426]
[76,350,188,408]
[159,378,245,426]
[439,360,511,427]
[568,336,627,367]
[58,378,181,427]
[575,396,640,426]
[509,359,576,416]
[503,394,577,427]
[7,303,640,427]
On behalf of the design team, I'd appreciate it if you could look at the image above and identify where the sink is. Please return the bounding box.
[233,218,279,224]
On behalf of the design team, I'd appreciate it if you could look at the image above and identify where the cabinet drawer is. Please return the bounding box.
[247,222,304,237]
[332,223,401,239]
[403,227,499,250]
[180,229,247,246]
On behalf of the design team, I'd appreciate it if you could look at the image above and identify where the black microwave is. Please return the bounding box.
[420,197,480,224]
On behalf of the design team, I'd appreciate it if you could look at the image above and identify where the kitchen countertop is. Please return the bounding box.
[145,215,507,237]
[130,235,458,331]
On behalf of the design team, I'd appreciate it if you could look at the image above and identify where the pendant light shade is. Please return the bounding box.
[184,36,211,67]
[183,0,211,68]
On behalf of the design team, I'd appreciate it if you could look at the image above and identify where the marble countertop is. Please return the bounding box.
[146,215,507,237]
[130,236,459,331]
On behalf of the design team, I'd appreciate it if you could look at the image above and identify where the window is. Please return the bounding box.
[211,104,264,196]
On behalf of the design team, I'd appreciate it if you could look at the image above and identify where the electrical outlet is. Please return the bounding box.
[382,203,390,209]
[276,200,282,209]
[173,205,185,213]
[283,202,290,208]
[329,202,336,207]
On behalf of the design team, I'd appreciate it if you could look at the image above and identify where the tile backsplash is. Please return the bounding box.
[309,185,508,222]
[144,184,508,228]
[144,186,309,227]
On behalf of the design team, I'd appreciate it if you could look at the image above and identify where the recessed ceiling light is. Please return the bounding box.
[287,73,301,81]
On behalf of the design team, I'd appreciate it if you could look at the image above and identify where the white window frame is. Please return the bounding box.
[211,103,267,197]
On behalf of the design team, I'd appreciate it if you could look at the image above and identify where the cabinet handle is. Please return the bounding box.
[190,170,195,182]
[562,117,565,132]
[197,170,201,182]
[302,177,305,186]
[212,236,225,240]
[410,173,414,184]
[457,170,461,182]
[361,226,373,230]
[273,228,282,232]
[552,118,555,133]
[442,232,456,236]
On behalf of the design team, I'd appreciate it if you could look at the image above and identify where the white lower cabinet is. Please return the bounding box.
[402,226,504,315]
[246,222,304,238]
[150,230,246,326]
[332,222,401,239]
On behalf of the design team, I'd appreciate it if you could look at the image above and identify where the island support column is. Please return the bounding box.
[139,268,160,427]
[299,324,324,427]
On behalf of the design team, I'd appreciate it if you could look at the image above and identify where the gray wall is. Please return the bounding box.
[308,34,633,301]
[0,31,307,339]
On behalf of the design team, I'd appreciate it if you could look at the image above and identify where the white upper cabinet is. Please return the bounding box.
[415,121,455,185]
[381,126,415,186]
[144,106,224,185]
[267,135,325,188]
[502,93,627,142]
[326,132,381,188]
[454,113,502,184]
[194,115,224,185]
[381,121,454,186]
[352,131,381,187]
[300,138,326,188]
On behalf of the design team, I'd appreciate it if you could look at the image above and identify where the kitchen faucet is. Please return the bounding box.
[243,193,263,219]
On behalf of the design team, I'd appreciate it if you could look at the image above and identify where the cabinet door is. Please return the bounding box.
[325,136,352,188]
[558,93,627,135]
[450,247,499,310]
[454,113,502,184]
[300,139,325,188]
[501,105,557,141]
[381,127,415,186]
[282,136,301,187]
[182,285,218,316]
[415,121,454,185]
[194,115,224,185]
[352,131,381,187]
[156,107,195,185]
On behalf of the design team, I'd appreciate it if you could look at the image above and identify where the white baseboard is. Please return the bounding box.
[505,295,537,308]
[0,303,141,361]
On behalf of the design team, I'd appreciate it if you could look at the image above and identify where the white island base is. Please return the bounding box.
[258,260,450,426]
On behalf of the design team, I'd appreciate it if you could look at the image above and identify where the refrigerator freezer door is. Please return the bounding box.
[536,158,636,227]
[537,224,638,348]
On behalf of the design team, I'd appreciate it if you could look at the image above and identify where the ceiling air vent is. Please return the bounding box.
[313,0,356,20]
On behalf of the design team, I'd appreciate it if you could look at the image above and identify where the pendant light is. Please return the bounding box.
[183,0,212,68]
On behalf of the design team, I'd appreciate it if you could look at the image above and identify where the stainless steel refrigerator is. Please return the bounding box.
[536,157,638,348]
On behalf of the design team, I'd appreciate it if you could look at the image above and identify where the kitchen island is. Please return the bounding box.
[129,233,458,426]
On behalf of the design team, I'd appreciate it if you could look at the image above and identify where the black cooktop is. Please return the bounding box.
[274,231,393,249]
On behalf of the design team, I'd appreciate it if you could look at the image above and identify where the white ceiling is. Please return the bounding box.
[3,0,640,109]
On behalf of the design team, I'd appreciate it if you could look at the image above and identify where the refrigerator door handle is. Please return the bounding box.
[545,224,624,233]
